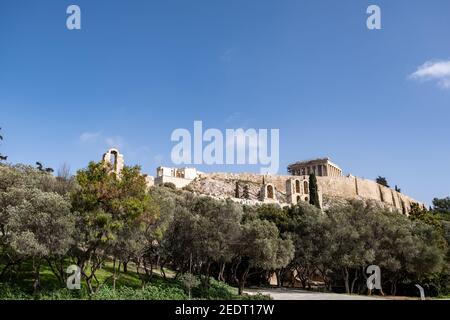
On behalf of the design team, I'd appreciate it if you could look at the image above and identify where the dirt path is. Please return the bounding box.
[245,288,392,300]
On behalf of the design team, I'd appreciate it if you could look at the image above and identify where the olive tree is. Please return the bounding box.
[71,161,158,293]
[6,189,74,291]
[232,218,294,295]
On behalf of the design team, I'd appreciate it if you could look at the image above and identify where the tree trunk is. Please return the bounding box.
[203,262,211,289]
[112,258,117,290]
[277,270,282,287]
[32,258,41,294]
[343,268,350,294]
[350,269,358,294]
[218,262,226,282]
[0,262,12,279]
[238,267,250,296]
[123,261,128,273]
[160,266,166,280]
[238,282,244,295]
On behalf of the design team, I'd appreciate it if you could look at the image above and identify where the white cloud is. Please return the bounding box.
[79,131,101,143]
[105,136,125,149]
[225,112,241,124]
[153,154,164,165]
[220,48,236,63]
[410,59,450,89]
[79,132,125,148]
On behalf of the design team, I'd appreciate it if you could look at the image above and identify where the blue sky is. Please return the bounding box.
[1,0,450,205]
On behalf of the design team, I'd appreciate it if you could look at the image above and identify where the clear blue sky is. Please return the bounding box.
[1,0,450,205]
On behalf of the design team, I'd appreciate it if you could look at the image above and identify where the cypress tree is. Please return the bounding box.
[243,185,250,199]
[309,173,321,209]
[0,127,7,161]
[235,181,240,198]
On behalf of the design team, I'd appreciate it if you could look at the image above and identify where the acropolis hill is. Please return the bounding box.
[103,149,424,215]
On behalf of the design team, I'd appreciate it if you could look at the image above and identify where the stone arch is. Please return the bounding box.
[109,149,119,170]
[261,183,277,202]
[297,195,301,203]
[102,148,124,175]
[295,180,300,193]
[304,181,309,194]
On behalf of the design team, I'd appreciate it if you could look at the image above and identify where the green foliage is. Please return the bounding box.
[240,218,294,270]
[164,194,243,276]
[7,188,75,257]
[91,284,187,300]
[0,127,6,161]
[324,200,447,295]
[433,197,450,215]
[182,185,194,192]
[308,174,321,209]
[179,272,200,298]
[71,161,159,293]
[410,203,442,230]
[193,278,271,300]
[0,163,75,290]
[0,271,266,300]
[376,176,389,188]
[231,217,294,294]
[163,182,177,190]
[1,157,449,299]
[35,162,54,173]
[256,204,290,233]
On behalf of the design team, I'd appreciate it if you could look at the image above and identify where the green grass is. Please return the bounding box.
[0,260,270,300]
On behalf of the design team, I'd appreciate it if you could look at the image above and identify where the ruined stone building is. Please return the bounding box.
[102,148,124,175]
[287,158,342,177]
[102,148,154,188]
[154,166,201,188]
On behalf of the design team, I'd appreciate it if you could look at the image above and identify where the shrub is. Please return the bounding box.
[163,182,177,190]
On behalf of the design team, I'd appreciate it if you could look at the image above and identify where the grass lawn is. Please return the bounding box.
[0,260,268,300]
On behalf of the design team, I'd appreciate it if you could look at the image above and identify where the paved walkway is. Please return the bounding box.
[245,288,388,300]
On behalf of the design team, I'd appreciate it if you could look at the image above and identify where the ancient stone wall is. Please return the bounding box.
[316,176,421,214]
[189,172,424,214]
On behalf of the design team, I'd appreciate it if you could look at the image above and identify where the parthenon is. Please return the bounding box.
[287,158,342,177]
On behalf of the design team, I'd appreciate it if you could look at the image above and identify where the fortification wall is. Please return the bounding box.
[316,176,420,213]
[191,172,424,214]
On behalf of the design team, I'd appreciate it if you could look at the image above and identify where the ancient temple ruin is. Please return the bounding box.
[287,158,342,177]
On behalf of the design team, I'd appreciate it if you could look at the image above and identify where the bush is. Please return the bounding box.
[0,284,30,300]
[163,182,177,190]
[193,279,234,300]
[90,284,187,300]
[192,278,271,300]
